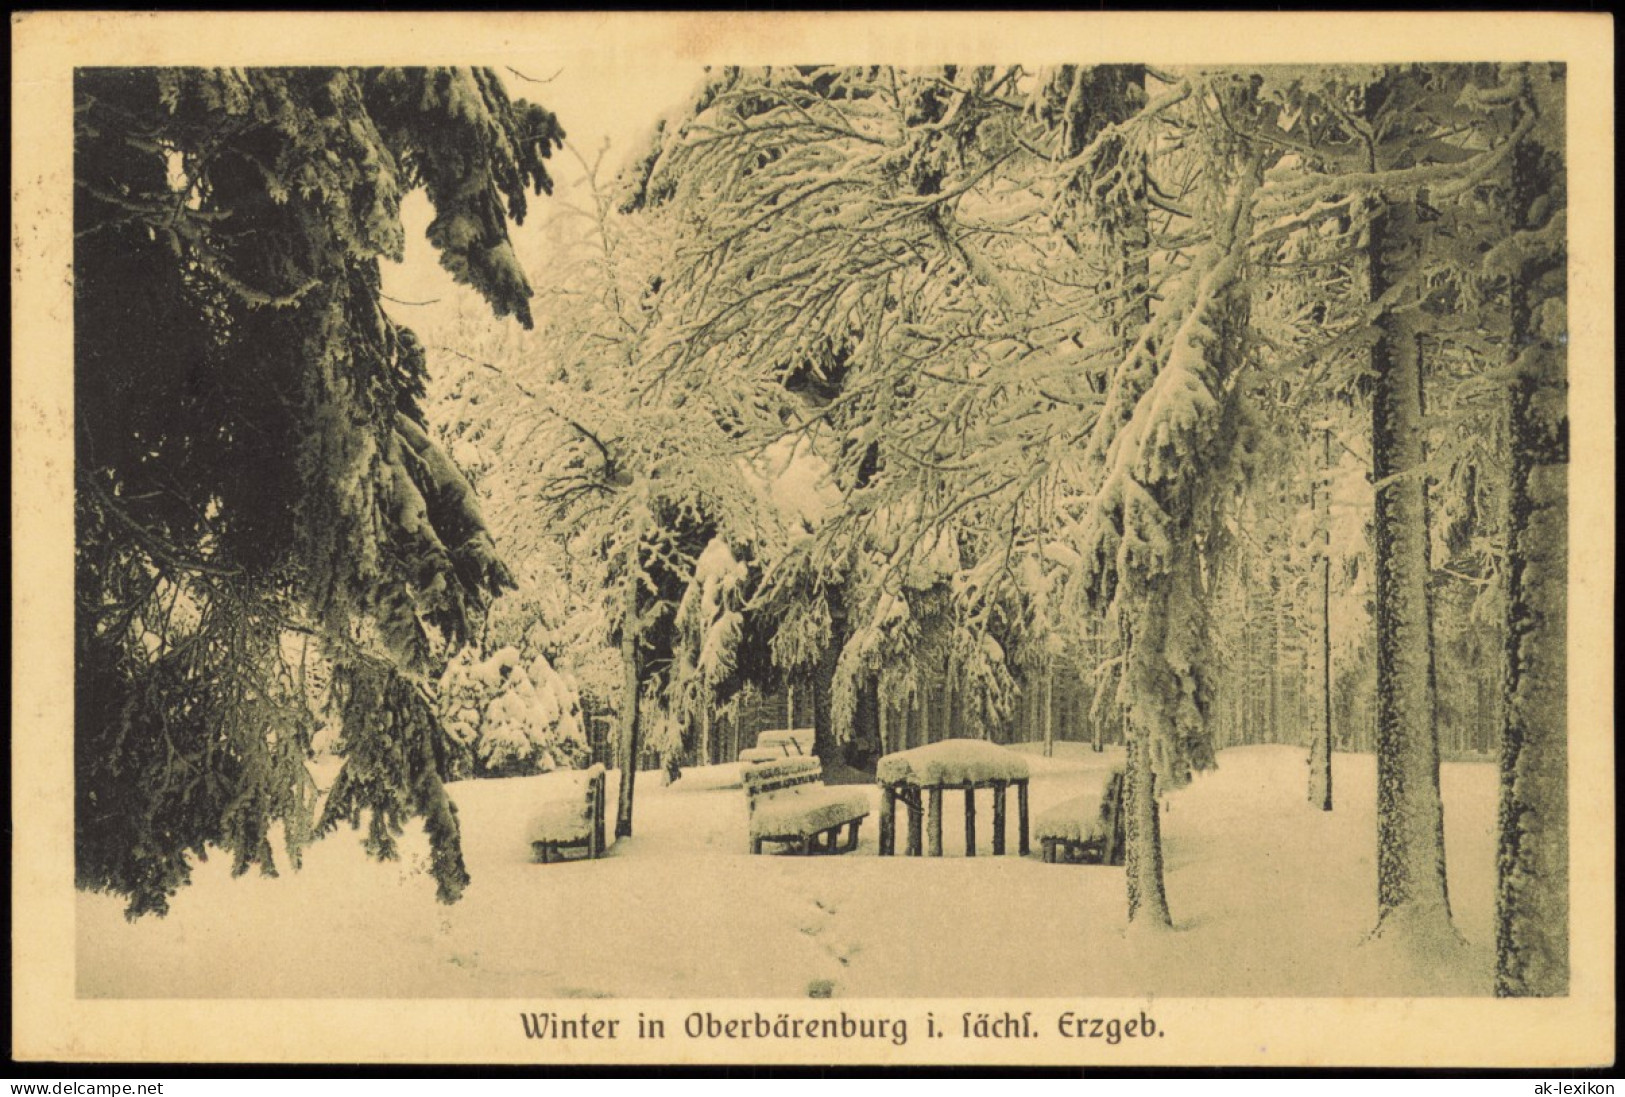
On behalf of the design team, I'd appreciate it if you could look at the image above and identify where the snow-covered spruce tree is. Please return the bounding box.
[74,67,563,915]
[669,536,750,766]
[1247,64,1544,947]
[431,142,791,831]
[437,644,586,778]
[1348,65,1539,944]
[636,65,1043,765]
[1363,71,1454,942]
[1058,77,1270,927]
[646,66,1270,924]
[1239,213,1371,803]
[1493,62,1568,997]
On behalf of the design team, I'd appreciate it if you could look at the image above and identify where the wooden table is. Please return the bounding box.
[875,740,1031,857]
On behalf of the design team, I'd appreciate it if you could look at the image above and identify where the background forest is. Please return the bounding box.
[73,61,1568,997]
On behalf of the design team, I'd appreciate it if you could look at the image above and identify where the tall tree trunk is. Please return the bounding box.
[1124,675,1173,928]
[852,679,882,765]
[1369,196,1452,937]
[1090,673,1104,753]
[1043,662,1055,758]
[1309,428,1335,809]
[615,569,642,839]
[699,698,712,768]
[1495,109,1568,996]
[1056,63,1179,926]
[811,639,841,764]
[1268,564,1283,744]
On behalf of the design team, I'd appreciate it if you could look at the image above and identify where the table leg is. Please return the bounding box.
[964,783,976,857]
[993,781,1007,855]
[927,787,943,857]
[906,791,923,856]
[879,785,896,856]
[1017,780,1030,856]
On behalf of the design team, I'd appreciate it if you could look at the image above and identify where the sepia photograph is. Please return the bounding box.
[11,11,1615,1069]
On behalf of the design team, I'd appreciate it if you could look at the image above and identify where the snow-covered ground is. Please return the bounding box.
[77,744,1496,998]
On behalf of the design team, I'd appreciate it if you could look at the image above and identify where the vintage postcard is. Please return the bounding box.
[11,11,1614,1068]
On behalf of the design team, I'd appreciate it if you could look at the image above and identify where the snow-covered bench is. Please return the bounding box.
[758,728,814,755]
[1035,767,1126,865]
[529,764,608,864]
[738,727,815,766]
[742,756,869,855]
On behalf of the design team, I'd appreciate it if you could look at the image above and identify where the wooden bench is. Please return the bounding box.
[757,728,814,755]
[739,727,815,766]
[742,756,869,855]
[1034,768,1126,865]
[530,764,608,864]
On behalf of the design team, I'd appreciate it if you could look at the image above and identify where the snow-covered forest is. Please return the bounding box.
[72,62,1569,999]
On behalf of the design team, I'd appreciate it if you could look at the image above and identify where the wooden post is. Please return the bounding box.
[992,781,1007,855]
[1017,779,1030,856]
[905,790,923,856]
[927,787,943,856]
[879,785,896,856]
[589,771,605,859]
[964,782,977,857]
[1102,771,1124,866]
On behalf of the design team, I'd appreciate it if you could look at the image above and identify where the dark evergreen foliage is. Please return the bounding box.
[74,66,563,916]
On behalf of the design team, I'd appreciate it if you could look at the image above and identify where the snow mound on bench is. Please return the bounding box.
[527,764,605,843]
[1035,795,1109,843]
[750,785,870,839]
[877,739,1031,786]
[1034,768,1123,842]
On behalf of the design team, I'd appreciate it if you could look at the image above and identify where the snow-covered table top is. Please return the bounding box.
[876,739,1031,787]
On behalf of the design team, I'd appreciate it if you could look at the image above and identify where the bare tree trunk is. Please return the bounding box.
[811,638,841,764]
[614,570,641,839]
[1091,672,1105,754]
[1369,196,1452,937]
[1043,662,1055,758]
[1309,428,1335,810]
[1268,562,1283,744]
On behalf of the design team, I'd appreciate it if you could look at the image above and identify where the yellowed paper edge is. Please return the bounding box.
[11,10,1614,1067]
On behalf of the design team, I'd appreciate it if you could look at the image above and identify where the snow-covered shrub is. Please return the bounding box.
[437,645,587,778]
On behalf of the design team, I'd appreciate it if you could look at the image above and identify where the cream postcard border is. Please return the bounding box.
[11,10,1614,1067]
